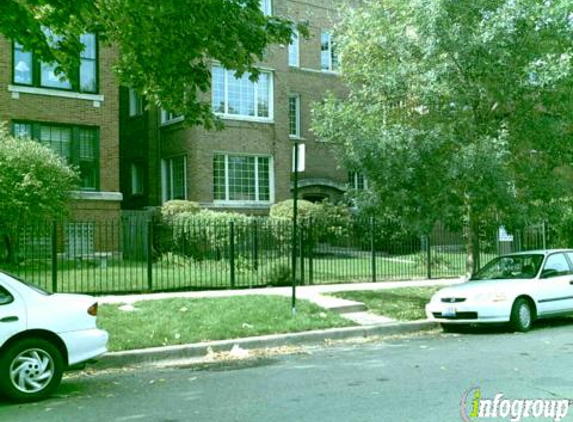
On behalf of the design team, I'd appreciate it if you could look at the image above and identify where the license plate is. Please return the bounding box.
[442,307,457,317]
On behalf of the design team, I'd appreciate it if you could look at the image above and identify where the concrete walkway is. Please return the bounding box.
[98,278,463,326]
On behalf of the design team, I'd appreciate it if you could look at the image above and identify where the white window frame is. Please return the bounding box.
[129,88,143,117]
[211,66,274,123]
[213,153,275,205]
[161,155,187,203]
[288,29,300,67]
[350,172,369,191]
[260,0,272,15]
[321,31,339,73]
[289,94,301,139]
[160,108,184,125]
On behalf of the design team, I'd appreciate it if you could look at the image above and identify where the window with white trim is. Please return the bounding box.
[211,66,273,121]
[321,31,339,72]
[161,156,187,202]
[289,94,301,138]
[129,88,143,116]
[13,32,98,93]
[213,154,273,203]
[288,29,299,67]
[160,109,183,125]
[260,0,271,15]
[349,172,368,191]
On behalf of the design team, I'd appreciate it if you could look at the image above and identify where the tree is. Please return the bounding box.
[312,0,573,273]
[0,125,78,262]
[0,0,297,128]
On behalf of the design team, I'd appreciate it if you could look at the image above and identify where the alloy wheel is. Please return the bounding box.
[9,348,55,394]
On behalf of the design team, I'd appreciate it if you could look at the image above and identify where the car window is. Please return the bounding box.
[0,285,14,306]
[541,253,571,278]
[0,271,51,296]
[471,254,543,280]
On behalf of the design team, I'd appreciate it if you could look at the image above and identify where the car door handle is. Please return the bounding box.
[570,280,573,285]
[0,316,19,323]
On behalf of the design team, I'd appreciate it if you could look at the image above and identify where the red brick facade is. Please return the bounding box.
[120,0,350,213]
[0,36,122,221]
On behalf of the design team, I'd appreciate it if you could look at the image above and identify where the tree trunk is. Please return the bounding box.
[465,211,481,278]
[3,234,15,264]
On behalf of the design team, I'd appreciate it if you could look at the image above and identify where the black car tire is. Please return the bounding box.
[510,298,533,332]
[0,338,64,402]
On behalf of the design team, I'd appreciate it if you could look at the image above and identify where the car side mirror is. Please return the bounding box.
[541,269,558,279]
[0,294,13,305]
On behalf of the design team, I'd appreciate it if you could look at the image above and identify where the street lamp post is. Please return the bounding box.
[291,141,299,316]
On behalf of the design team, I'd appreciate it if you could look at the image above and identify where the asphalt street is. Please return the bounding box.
[2,320,573,422]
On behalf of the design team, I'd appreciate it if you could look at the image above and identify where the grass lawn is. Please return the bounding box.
[332,286,443,321]
[98,296,355,352]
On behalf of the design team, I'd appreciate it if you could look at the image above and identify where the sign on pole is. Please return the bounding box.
[292,143,305,172]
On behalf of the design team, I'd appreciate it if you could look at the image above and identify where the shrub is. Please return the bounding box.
[264,263,297,287]
[270,199,319,220]
[161,200,201,221]
[307,201,351,245]
[169,210,252,260]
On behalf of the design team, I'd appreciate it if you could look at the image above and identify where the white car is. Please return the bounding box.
[426,249,573,332]
[0,271,108,402]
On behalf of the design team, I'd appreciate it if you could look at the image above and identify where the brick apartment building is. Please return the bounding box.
[120,0,354,214]
[0,34,122,222]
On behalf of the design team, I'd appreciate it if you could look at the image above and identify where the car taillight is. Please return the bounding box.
[88,302,98,316]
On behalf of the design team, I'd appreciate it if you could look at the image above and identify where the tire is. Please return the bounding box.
[0,338,64,402]
[510,298,533,332]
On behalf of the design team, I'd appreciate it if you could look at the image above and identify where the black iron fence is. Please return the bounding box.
[0,214,556,294]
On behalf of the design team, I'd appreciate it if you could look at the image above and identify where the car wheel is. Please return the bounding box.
[510,298,533,332]
[0,338,64,402]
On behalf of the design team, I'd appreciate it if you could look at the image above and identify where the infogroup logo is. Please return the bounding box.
[460,387,570,422]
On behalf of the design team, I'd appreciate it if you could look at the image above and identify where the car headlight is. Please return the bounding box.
[475,292,508,302]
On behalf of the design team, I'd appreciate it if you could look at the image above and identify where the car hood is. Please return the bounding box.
[434,279,526,299]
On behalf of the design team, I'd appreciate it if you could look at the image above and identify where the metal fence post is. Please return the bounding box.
[300,224,305,285]
[370,217,377,283]
[252,220,259,272]
[51,221,58,293]
[147,220,153,291]
[230,221,236,288]
[426,234,432,280]
[308,219,314,285]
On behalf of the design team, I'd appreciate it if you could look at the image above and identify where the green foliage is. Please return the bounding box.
[0,125,78,262]
[413,252,452,271]
[313,0,573,270]
[1,0,298,129]
[160,200,201,221]
[270,199,319,220]
[168,210,252,260]
[264,263,294,287]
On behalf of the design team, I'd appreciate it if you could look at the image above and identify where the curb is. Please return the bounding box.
[94,320,438,369]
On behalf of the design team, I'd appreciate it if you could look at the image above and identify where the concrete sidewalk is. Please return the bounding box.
[98,278,462,305]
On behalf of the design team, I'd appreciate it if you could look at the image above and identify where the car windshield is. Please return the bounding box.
[470,254,544,280]
[0,271,52,296]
